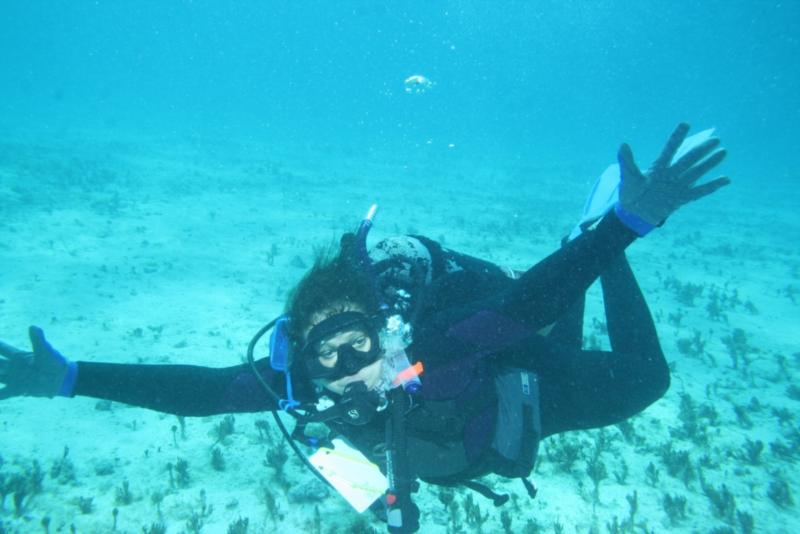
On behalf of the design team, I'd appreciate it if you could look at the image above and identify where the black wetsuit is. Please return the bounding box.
[73,212,668,486]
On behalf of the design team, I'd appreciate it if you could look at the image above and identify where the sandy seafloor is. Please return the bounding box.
[1,130,798,534]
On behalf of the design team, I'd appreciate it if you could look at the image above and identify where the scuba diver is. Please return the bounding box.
[0,124,728,532]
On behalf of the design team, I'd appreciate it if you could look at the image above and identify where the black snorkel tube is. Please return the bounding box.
[354,204,387,312]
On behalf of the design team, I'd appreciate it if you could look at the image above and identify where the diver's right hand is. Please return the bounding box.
[0,326,76,399]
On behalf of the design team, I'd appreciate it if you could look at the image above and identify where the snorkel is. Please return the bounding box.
[355,204,378,271]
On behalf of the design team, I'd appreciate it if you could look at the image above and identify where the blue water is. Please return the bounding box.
[2,3,799,533]
[2,1,798,180]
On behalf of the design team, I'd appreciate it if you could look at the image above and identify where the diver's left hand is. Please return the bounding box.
[616,123,730,235]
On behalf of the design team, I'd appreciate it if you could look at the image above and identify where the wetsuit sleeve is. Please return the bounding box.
[500,210,637,330]
[416,211,637,360]
[73,358,286,416]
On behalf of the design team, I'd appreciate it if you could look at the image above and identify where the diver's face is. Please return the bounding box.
[304,304,383,393]
[316,331,382,394]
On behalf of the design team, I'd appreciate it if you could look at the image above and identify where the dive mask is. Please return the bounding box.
[301,311,384,381]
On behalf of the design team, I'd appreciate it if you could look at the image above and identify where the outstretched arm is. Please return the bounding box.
[1,326,287,416]
[503,122,728,331]
[418,123,728,368]
[75,358,280,416]
[505,211,636,331]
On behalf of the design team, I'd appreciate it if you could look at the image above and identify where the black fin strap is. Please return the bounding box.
[463,481,509,507]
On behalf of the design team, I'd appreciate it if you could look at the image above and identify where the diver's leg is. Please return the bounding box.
[601,252,663,358]
[533,253,668,438]
[544,238,588,349]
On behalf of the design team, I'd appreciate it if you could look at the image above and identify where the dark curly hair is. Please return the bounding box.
[284,234,380,353]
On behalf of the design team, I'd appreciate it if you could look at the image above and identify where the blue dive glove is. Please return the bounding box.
[616,123,730,236]
[0,326,77,399]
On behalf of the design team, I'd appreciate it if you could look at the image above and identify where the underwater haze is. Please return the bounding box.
[3,2,799,177]
[1,2,799,533]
